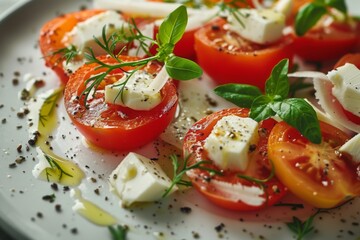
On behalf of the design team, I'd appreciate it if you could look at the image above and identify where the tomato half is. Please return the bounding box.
[183,108,288,211]
[64,55,178,151]
[268,121,360,208]
[292,22,358,62]
[194,18,294,90]
[39,9,104,84]
[39,10,156,84]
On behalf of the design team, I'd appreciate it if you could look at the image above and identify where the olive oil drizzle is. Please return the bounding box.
[35,87,84,186]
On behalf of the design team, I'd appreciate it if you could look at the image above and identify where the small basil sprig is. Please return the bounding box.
[295,0,348,36]
[214,59,322,144]
[83,6,202,106]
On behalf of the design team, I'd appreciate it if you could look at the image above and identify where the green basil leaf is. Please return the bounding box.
[165,55,203,80]
[158,5,187,46]
[214,84,262,108]
[295,3,327,36]
[249,95,275,122]
[271,98,321,144]
[265,59,290,99]
[325,0,347,14]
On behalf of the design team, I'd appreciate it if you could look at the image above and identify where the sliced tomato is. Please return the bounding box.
[39,10,156,84]
[292,22,358,62]
[39,9,105,84]
[183,108,288,211]
[194,18,294,90]
[268,121,360,208]
[64,55,178,151]
[334,53,360,69]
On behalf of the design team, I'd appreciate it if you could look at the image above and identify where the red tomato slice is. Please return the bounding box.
[334,53,360,69]
[39,9,105,84]
[268,121,360,208]
[39,10,156,84]
[194,18,294,90]
[183,108,288,211]
[292,22,358,61]
[64,55,178,151]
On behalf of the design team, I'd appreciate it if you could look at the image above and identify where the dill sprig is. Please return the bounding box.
[44,154,73,182]
[217,0,249,28]
[51,45,80,65]
[80,6,202,108]
[162,154,222,198]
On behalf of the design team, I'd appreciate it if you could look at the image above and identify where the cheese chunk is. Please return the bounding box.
[328,63,360,117]
[104,69,166,111]
[339,133,360,163]
[109,152,176,207]
[62,11,126,55]
[204,115,259,171]
[228,9,285,44]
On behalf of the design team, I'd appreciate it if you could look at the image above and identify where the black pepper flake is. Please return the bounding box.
[94,188,100,195]
[1,118,6,124]
[16,145,22,153]
[70,228,78,234]
[55,204,62,213]
[12,79,19,86]
[36,212,43,218]
[0,104,4,108]
[9,163,17,168]
[180,206,192,214]
[215,223,225,232]
[51,183,59,191]
[211,25,220,31]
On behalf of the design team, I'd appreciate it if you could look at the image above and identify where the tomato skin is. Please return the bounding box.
[194,18,294,90]
[183,108,288,211]
[334,53,360,69]
[292,23,358,62]
[64,55,178,151]
[39,9,104,84]
[333,53,360,125]
[151,26,198,60]
[268,121,360,209]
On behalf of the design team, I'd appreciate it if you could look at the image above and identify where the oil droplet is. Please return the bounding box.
[71,189,117,226]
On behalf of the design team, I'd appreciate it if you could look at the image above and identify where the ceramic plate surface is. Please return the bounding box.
[0,1,359,240]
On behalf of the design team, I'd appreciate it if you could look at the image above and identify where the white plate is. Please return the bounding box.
[0,1,359,240]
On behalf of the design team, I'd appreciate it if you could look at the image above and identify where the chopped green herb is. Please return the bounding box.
[286,210,320,240]
[108,225,128,240]
[51,45,80,65]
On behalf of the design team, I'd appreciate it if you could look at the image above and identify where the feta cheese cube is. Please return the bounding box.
[109,152,176,207]
[228,9,285,44]
[204,115,259,171]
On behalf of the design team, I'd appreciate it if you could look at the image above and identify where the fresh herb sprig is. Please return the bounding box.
[214,59,322,144]
[217,0,249,27]
[51,45,80,65]
[287,210,320,240]
[44,154,73,182]
[162,154,221,198]
[108,225,128,240]
[295,0,348,36]
[82,6,202,107]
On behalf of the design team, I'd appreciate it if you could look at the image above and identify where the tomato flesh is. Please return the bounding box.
[194,18,294,90]
[292,23,358,61]
[64,55,178,151]
[268,121,360,208]
[183,108,287,211]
